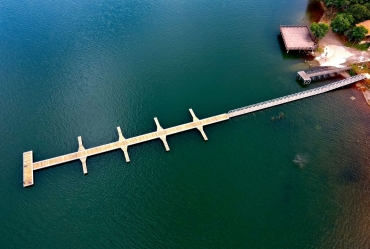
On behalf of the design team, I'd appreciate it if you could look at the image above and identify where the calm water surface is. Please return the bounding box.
[1,0,370,248]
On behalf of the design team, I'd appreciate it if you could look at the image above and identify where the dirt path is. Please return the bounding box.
[318,29,342,47]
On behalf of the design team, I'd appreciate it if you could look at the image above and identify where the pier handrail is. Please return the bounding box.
[227,74,365,117]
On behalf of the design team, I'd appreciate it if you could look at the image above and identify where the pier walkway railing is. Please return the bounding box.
[228,74,365,117]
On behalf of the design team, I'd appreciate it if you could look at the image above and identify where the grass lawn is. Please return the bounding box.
[344,41,370,51]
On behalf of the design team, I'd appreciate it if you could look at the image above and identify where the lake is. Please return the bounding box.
[0,0,369,248]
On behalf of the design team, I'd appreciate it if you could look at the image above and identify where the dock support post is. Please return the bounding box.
[77,136,88,174]
[154,118,170,151]
[117,126,130,162]
[189,109,208,141]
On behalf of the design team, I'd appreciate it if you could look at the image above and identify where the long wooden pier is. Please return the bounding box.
[23,110,229,187]
[23,74,366,187]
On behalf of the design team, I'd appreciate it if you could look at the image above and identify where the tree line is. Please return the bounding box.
[310,0,369,43]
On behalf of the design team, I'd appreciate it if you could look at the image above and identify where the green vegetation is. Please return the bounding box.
[350,25,369,42]
[344,41,370,50]
[323,0,370,12]
[330,13,354,34]
[310,22,329,39]
[322,0,370,43]
[349,64,370,90]
[348,4,370,23]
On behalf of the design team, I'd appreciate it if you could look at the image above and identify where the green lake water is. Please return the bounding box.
[1,0,370,248]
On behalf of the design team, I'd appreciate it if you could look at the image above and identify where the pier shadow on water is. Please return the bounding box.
[277,36,303,60]
[277,35,316,61]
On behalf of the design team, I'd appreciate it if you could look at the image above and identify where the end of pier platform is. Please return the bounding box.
[23,151,34,187]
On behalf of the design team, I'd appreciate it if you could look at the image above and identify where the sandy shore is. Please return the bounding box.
[315,30,370,67]
[314,23,370,106]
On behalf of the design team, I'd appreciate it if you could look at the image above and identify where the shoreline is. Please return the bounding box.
[362,90,370,105]
[358,83,370,106]
[309,2,370,107]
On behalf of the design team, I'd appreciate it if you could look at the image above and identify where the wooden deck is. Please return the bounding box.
[24,110,229,186]
[23,151,34,187]
[297,67,352,84]
[297,71,311,84]
[280,25,316,53]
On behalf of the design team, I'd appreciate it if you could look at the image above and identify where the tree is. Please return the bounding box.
[310,22,329,40]
[338,0,350,9]
[324,0,350,10]
[349,25,369,43]
[330,13,354,34]
[323,0,350,16]
[364,3,370,11]
[348,4,370,23]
